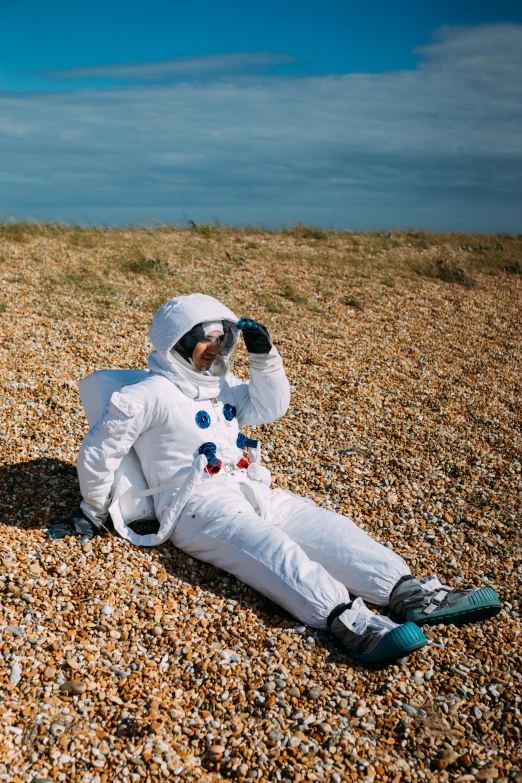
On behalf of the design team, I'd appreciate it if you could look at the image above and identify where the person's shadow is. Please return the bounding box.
[0,458,384,680]
[0,457,303,630]
[0,458,81,530]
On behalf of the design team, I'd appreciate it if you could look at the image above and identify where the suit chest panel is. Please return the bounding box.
[156,391,240,453]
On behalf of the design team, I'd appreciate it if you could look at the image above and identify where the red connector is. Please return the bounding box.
[204,459,222,475]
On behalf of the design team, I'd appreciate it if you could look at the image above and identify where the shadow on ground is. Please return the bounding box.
[0,458,390,672]
[0,458,81,530]
[0,457,312,633]
[1,460,395,680]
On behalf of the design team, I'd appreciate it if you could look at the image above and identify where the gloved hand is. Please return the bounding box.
[236,318,272,354]
[198,442,222,475]
[45,509,101,540]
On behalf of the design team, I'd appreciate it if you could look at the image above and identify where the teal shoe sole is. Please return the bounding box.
[348,622,428,665]
[406,586,501,628]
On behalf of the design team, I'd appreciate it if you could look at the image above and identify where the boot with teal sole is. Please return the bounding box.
[390,576,501,628]
[328,598,428,665]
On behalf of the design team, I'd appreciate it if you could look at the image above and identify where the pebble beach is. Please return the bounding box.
[0,224,521,783]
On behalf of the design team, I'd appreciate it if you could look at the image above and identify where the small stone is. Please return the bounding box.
[437,749,459,769]
[152,625,163,636]
[43,666,57,679]
[10,662,22,686]
[209,744,225,759]
[4,625,24,635]
[355,705,368,718]
[317,722,332,734]
[59,679,87,695]
[475,768,499,781]
[101,604,114,616]
[306,686,322,699]
[267,730,283,741]
[50,723,65,737]
[261,681,276,692]
[288,687,301,698]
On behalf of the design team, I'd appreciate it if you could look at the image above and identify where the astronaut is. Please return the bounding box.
[48,294,501,665]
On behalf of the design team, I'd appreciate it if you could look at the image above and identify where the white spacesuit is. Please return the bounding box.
[72,294,500,664]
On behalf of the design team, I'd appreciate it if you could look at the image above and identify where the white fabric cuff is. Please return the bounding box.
[248,346,283,374]
[80,499,109,526]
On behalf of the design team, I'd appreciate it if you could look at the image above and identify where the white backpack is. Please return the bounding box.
[78,369,156,525]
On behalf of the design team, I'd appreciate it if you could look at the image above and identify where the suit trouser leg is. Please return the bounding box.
[171,483,350,629]
[272,490,411,606]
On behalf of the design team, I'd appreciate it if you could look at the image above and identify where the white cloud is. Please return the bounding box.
[43,52,298,81]
[1,24,522,230]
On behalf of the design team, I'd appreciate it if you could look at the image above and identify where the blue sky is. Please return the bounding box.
[1,0,522,230]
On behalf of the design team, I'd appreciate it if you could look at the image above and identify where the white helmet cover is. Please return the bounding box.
[149,293,239,371]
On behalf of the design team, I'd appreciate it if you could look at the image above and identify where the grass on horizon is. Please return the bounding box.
[0,220,520,323]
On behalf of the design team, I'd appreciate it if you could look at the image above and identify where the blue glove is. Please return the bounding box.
[236,318,272,355]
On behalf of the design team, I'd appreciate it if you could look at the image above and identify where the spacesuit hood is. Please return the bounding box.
[148,293,238,352]
[147,294,239,400]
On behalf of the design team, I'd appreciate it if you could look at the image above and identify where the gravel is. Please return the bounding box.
[0,226,521,782]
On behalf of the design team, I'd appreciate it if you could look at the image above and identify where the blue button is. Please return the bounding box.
[196,410,211,429]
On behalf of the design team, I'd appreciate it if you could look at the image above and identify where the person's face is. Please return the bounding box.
[191,330,223,371]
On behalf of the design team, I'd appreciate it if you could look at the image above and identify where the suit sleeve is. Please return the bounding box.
[228,346,291,426]
[77,386,153,525]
